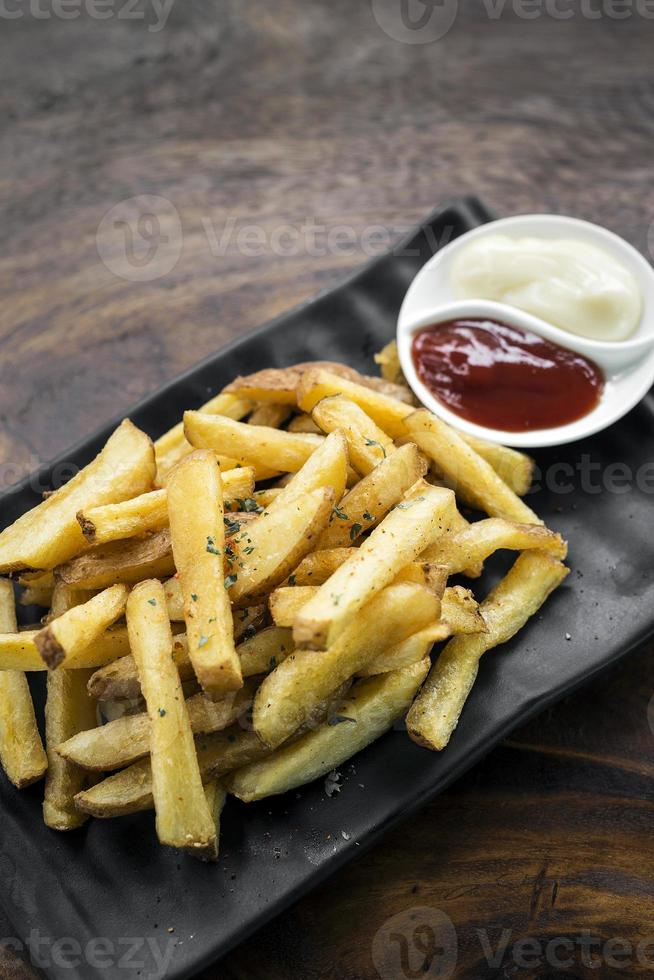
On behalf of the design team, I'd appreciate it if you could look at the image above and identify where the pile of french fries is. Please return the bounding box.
[0,346,569,860]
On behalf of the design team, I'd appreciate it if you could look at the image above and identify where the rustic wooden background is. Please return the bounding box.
[1,1,654,977]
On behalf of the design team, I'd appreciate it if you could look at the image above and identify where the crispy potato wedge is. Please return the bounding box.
[126,580,216,858]
[255,581,439,748]
[422,518,567,574]
[229,659,430,802]
[154,391,253,481]
[77,467,256,545]
[58,682,255,771]
[0,580,47,788]
[35,583,129,669]
[311,395,395,475]
[184,411,323,474]
[406,410,541,524]
[56,529,174,590]
[316,442,426,549]
[294,482,456,650]
[168,451,242,698]
[0,419,155,573]
[407,552,570,751]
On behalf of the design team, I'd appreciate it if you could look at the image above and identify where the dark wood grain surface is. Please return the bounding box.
[1,2,654,977]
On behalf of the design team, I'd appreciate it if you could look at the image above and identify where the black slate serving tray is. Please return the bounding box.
[2,196,654,980]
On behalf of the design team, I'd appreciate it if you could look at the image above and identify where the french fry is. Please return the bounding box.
[254,581,439,748]
[75,683,352,818]
[224,363,369,404]
[167,451,242,698]
[35,584,129,669]
[406,552,570,751]
[86,625,290,702]
[0,625,132,672]
[311,395,395,475]
[374,338,404,384]
[225,487,335,604]
[422,518,567,574]
[154,390,253,481]
[58,682,255,771]
[286,548,353,586]
[270,566,445,628]
[75,727,272,818]
[316,442,426,549]
[0,580,47,788]
[229,659,430,802]
[261,430,349,515]
[126,579,216,858]
[203,780,227,861]
[359,587,485,676]
[0,419,155,573]
[406,410,541,524]
[247,403,292,428]
[56,529,175,590]
[448,435,534,498]
[293,483,456,650]
[287,414,321,434]
[184,411,323,474]
[77,467,256,545]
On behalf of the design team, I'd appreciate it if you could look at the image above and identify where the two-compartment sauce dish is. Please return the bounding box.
[397,214,654,448]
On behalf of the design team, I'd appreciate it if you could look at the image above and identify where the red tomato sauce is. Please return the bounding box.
[411,318,604,432]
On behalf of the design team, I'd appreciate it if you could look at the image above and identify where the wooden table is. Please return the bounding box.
[2,2,654,977]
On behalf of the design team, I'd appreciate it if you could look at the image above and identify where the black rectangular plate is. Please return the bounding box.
[2,197,654,980]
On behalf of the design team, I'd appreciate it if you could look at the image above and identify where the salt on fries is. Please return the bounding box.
[0,352,568,858]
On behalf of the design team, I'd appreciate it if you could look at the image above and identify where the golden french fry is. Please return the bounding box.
[203,780,227,861]
[0,580,47,788]
[43,668,98,830]
[374,339,404,384]
[294,483,455,650]
[0,625,132,671]
[223,362,377,404]
[75,681,352,819]
[262,430,349,516]
[422,518,567,574]
[255,581,439,748]
[229,659,430,802]
[406,410,541,524]
[247,403,292,428]
[451,435,534,497]
[35,584,129,669]
[297,367,412,438]
[286,548,353,586]
[154,390,253,481]
[0,419,155,573]
[316,442,427,549]
[226,487,334,604]
[407,552,570,751]
[311,395,395,475]
[77,467,256,545]
[184,411,324,474]
[75,727,271,818]
[287,414,321,434]
[126,579,216,858]
[56,529,175,590]
[168,451,242,698]
[58,682,255,771]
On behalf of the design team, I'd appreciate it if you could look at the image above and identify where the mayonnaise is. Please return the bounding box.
[451,234,642,342]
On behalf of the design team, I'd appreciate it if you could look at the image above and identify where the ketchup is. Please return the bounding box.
[411,318,604,433]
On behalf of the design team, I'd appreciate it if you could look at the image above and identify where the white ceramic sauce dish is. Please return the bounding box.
[396,214,654,448]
